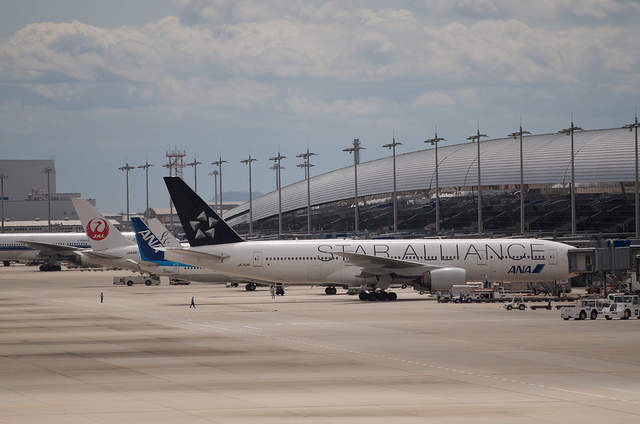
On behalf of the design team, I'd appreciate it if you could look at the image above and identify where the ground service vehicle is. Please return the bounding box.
[602,294,640,320]
[504,296,527,310]
[561,298,610,320]
[113,275,161,286]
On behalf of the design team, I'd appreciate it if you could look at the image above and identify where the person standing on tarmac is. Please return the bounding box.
[190,296,196,308]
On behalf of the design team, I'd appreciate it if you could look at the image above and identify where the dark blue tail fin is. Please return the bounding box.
[131,217,165,262]
[164,177,245,246]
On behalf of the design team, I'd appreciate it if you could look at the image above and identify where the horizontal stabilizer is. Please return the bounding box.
[164,248,229,267]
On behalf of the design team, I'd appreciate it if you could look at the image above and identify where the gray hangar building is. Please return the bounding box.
[224,127,637,237]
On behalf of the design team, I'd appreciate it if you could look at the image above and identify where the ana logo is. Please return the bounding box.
[86,218,109,240]
[508,264,545,274]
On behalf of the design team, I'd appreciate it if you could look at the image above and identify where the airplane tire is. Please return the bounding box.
[359,291,368,301]
[245,283,256,291]
[376,291,387,301]
[367,292,377,301]
[387,292,397,301]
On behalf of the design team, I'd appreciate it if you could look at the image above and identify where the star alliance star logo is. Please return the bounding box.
[190,211,218,240]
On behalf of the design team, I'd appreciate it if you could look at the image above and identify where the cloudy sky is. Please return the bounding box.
[2,0,639,214]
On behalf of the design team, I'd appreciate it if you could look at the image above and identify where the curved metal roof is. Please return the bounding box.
[225,128,636,225]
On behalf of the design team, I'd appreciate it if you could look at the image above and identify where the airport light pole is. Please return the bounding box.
[186,158,202,193]
[240,155,258,235]
[208,170,219,213]
[509,123,531,234]
[137,161,154,219]
[118,163,134,224]
[269,152,286,236]
[383,137,402,232]
[623,111,640,238]
[343,139,365,233]
[0,173,8,233]
[559,119,583,235]
[212,157,227,217]
[425,132,445,232]
[42,165,55,232]
[296,148,317,234]
[467,128,488,233]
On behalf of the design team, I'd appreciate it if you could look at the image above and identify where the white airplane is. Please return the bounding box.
[72,197,238,285]
[0,232,92,271]
[71,197,149,271]
[163,177,579,301]
[131,216,256,286]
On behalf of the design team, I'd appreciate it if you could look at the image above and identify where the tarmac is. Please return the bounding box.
[1,264,640,423]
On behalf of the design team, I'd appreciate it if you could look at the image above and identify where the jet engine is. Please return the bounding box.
[418,267,467,292]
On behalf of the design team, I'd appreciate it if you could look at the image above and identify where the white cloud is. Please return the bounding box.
[412,91,455,108]
[287,94,382,115]
[426,0,638,21]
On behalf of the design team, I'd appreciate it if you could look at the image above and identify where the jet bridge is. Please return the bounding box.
[569,240,632,274]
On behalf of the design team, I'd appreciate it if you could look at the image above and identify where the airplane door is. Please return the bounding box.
[173,264,180,275]
[548,250,558,265]
[253,252,263,267]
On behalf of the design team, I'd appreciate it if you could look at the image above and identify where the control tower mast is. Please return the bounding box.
[165,147,187,178]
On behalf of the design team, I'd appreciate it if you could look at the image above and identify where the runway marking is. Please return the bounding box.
[602,387,640,395]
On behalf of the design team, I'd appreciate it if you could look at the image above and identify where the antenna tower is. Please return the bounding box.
[165,147,187,178]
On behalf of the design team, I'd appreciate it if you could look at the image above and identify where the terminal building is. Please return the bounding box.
[223,127,638,238]
[0,159,88,232]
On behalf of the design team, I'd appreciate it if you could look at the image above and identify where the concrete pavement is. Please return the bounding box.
[1,264,640,423]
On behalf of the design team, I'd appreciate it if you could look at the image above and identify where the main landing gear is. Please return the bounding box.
[358,290,397,301]
[245,283,257,291]
[325,286,338,295]
[39,263,62,271]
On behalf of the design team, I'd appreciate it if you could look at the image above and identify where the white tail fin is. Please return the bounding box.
[71,198,134,251]
[146,218,183,248]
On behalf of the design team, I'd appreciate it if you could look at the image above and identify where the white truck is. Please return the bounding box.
[560,298,610,320]
[113,275,161,286]
[602,294,640,320]
[450,284,534,302]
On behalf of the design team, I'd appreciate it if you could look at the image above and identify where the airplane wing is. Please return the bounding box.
[20,240,81,254]
[81,251,124,260]
[334,251,442,276]
[19,240,83,261]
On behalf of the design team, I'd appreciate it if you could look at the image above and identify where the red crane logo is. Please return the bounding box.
[86,218,109,240]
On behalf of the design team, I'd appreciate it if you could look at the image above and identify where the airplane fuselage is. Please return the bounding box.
[167,238,575,288]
